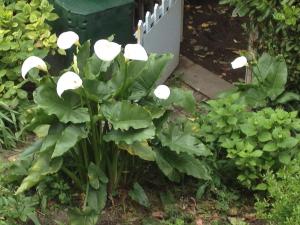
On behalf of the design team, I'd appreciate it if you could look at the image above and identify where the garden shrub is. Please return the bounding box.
[220,0,300,90]
[199,93,300,190]
[255,159,300,225]
[0,0,58,149]
[11,36,211,224]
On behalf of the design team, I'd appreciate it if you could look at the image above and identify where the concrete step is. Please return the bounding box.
[175,56,233,98]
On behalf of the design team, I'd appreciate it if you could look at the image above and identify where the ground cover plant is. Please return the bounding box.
[5,32,212,224]
[255,158,300,225]
[0,0,58,149]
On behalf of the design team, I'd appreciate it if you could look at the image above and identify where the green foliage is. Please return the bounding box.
[37,174,71,208]
[0,0,58,149]
[13,39,210,224]
[255,160,300,225]
[0,102,18,149]
[0,160,40,225]
[220,0,300,90]
[129,182,150,208]
[223,53,300,109]
[199,93,300,189]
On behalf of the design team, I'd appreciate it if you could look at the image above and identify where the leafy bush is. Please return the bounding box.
[0,0,58,149]
[13,37,211,224]
[255,160,300,225]
[199,93,300,189]
[220,0,300,90]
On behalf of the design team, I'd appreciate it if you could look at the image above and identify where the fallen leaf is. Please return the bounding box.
[152,211,165,220]
[195,217,204,225]
[228,217,248,225]
[228,207,238,216]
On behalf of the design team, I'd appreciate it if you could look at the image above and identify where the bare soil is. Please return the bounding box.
[181,0,248,83]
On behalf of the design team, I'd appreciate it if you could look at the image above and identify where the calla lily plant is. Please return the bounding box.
[16,32,210,224]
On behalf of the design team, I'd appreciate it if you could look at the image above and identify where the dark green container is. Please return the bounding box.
[50,0,135,45]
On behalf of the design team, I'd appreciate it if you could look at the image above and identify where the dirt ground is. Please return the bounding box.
[181,0,248,83]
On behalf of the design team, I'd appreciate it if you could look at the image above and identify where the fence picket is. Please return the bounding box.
[135,0,183,82]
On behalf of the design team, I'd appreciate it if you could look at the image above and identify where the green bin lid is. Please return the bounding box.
[55,0,134,15]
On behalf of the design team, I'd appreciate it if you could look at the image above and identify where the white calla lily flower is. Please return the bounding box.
[56,72,82,97]
[21,56,47,79]
[57,31,79,50]
[231,56,248,69]
[124,44,148,61]
[154,85,170,100]
[94,39,121,61]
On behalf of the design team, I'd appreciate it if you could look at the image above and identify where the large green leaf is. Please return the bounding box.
[129,54,173,100]
[104,126,155,144]
[83,79,114,102]
[83,54,112,79]
[155,148,180,182]
[52,125,87,158]
[157,148,211,180]
[119,141,156,161]
[77,41,91,73]
[101,101,153,130]
[88,162,108,190]
[162,88,196,113]
[40,123,64,152]
[129,182,150,208]
[34,83,90,124]
[87,184,107,212]
[253,53,287,100]
[16,150,63,194]
[158,124,211,156]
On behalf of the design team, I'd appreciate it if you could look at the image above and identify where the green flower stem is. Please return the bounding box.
[118,60,128,98]
[81,140,89,169]
[107,145,120,194]
[83,91,100,166]
[62,167,83,191]
[83,183,90,209]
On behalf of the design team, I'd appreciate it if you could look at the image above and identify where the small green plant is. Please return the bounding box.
[255,160,300,225]
[37,174,71,208]
[199,93,300,189]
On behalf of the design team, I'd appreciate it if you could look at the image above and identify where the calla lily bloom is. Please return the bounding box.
[56,72,82,97]
[21,56,47,79]
[94,39,121,61]
[57,31,79,50]
[154,85,170,100]
[231,56,248,69]
[124,44,148,61]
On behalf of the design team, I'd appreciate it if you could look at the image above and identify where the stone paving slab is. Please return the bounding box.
[175,56,233,98]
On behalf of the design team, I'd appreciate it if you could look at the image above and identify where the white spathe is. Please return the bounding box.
[154,85,170,100]
[57,31,79,50]
[231,56,248,69]
[56,71,82,97]
[21,56,47,79]
[94,39,121,61]
[124,44,148,61]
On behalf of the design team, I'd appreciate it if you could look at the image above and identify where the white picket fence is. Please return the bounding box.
[135,0,183,82]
